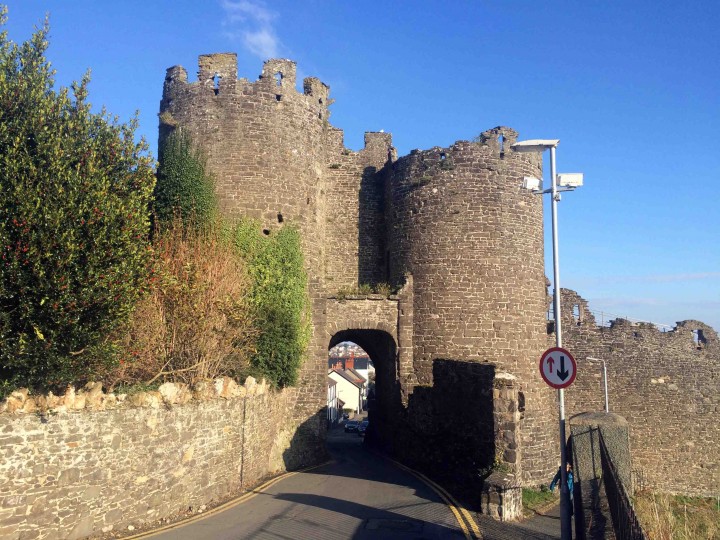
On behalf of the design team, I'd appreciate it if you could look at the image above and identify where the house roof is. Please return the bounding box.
[329,368,363,388]
[327,377,337,386]
[327,355,373,370]
[345,368,366,384]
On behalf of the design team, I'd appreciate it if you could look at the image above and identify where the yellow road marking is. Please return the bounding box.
[125,461,332,539]
[386,456,482,540]
[127,449,482,540]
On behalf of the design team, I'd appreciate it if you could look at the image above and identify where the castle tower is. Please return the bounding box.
[386,127,557,483]
[159,55,392,457]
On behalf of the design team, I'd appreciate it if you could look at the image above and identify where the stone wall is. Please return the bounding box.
[0,378,317,540]
[560,289,720,496]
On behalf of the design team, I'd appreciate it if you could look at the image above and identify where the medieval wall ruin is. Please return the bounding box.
[560,289,719,496]
[159,54,561,485]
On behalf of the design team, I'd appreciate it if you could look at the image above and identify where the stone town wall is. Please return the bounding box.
[385,128,557,484]
[0,378,312,540]
[560,289,720,496]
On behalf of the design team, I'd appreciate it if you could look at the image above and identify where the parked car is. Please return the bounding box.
[357,420,369,436]
[344,420,360,433]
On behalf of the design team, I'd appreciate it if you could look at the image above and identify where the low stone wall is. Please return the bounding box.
[0,377,320,540]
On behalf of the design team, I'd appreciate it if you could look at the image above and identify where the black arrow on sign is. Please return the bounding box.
[557,355,569,381]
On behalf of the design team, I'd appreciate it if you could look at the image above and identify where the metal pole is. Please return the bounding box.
[603,360,609,412]
[550,145,572,540]
[588,357,609,413]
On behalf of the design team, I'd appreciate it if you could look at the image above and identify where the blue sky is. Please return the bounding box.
[5,1,719,331]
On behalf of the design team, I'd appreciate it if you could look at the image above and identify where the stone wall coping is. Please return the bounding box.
[0,376,270,415]
[483,471,522,489]
[327,294,398,302]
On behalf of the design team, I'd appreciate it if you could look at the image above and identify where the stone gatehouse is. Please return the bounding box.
[158,54,719,493]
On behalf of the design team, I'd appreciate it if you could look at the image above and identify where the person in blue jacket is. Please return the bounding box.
[550,462,574,505]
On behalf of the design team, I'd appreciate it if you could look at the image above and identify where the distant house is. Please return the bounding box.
[328,352,375,385]
[327,377,341,425]
[328,369,364,414]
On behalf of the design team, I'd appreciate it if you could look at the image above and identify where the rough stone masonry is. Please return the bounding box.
[160,54,557,486]
[159,54,719,493]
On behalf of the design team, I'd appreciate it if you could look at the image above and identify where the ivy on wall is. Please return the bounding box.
[154,127,217,229]
[232,221,310,388]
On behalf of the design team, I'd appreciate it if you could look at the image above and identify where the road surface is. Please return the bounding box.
[141,420,475,539]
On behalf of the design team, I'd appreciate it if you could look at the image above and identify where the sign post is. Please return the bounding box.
[540,346,577,539]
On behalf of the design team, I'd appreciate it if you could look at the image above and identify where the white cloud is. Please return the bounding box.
[221,0,280,59]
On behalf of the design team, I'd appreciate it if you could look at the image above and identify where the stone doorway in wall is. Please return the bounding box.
[326,330,399,451]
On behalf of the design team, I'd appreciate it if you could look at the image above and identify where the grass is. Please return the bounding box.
[633,491,720,540]
[522,487,558,515]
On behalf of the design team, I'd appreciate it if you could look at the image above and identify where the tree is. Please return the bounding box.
[0,9,156,392]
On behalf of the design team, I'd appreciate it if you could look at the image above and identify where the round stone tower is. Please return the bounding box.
[159,55,331,274]
[387,127,557,483]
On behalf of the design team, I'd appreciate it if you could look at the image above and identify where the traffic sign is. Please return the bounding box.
[539,347,577,389]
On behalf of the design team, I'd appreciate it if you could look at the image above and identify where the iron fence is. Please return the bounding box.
[599,431,648,540]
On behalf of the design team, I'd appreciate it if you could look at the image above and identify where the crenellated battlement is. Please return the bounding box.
[161,55,334,122]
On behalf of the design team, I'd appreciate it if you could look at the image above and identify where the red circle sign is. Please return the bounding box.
[539,347,577,389]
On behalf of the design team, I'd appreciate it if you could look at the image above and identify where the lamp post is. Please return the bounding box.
[512,139,583,540]
[588,357,609,412]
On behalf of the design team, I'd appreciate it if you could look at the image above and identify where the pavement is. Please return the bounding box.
[476,503,566,540]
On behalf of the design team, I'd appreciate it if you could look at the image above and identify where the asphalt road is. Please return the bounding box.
[142,421,472,540]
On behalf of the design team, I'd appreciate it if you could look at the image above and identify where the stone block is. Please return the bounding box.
[480,471,522,522]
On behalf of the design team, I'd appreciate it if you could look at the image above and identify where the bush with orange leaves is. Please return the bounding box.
[107,221,258,387]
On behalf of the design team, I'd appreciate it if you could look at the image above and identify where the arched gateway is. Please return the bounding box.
[160,54,558,488]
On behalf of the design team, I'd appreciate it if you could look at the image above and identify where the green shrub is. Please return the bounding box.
[154,128,217,228]
[0,10,155,391]
[233,221,309,387]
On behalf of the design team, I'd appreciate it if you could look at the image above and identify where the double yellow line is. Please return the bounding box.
[127,455,481,539]
[387,456,482,540]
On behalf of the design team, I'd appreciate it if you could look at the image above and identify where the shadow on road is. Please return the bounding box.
[265,491,466,539]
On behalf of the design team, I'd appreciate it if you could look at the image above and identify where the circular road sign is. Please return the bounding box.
[539,347,577,389]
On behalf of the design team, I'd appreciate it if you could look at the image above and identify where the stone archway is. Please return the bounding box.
[328,328,400,448]
[323,296,407,450]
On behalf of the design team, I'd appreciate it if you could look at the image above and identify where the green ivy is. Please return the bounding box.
[154,127,217,229]
[0,10,155,390]
[232,221,310,387]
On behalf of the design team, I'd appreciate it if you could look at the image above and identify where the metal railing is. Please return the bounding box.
[547,307,674,332]
[598,431,648,540]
